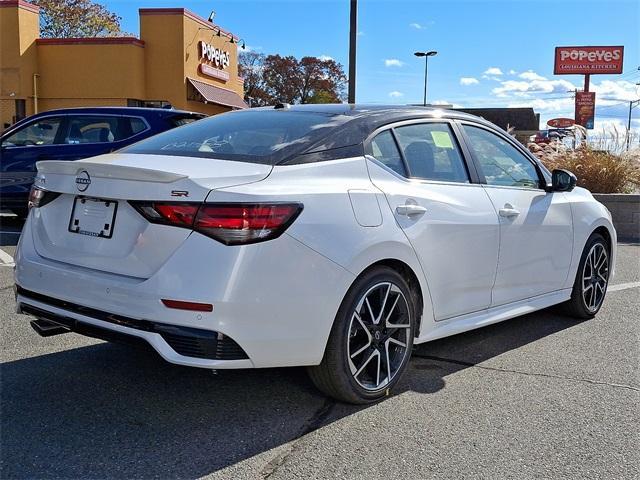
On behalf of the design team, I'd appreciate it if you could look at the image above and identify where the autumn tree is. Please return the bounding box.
[31,0,128,38]
[239,52,346,106]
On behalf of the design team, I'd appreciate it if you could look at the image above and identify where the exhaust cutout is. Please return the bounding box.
[30,318,70,337]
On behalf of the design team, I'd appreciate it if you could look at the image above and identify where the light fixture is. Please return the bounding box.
[215,27,221,37]
[229,37,246,50]
[207,10,215,23]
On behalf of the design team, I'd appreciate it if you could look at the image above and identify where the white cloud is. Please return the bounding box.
[318,55,334,61]
[507,97,574,112]
[591,79,639,101]
[484,67,503,76]
[431,99,462,108]
[388,91,404,98]
[482,75,502,82]
[493,78,577,96]
[460,77,479,86]
[384,59,404,67]
[509,69,517,75]
[409,22,424,29]
[519,70,547,81]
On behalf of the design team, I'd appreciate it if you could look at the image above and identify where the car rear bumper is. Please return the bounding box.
[16,288,253,368]
[15,217,354,369]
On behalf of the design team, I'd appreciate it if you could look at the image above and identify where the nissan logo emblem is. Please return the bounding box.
[75,170,91,192]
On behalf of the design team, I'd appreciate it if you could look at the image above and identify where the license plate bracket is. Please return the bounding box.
[68,197,118,239]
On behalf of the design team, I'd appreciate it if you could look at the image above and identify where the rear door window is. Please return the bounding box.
[62,116,148,144]
[393,123,469,183]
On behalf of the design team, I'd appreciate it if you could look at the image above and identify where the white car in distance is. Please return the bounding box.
[15,104,615,404]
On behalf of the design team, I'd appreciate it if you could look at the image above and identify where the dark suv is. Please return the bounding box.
[0,107,206,217]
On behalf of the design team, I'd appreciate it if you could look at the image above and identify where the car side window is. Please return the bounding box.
[1,117,63,147]
[463,125,541,189]
[64,116,121,144]
[61,116,147,144]
[393,123,469,183]
[129,117,148,135]
[369,130,407,176]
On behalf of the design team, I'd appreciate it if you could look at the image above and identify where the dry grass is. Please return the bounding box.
[528,127,640,194]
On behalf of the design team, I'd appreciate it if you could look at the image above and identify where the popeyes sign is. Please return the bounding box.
[199,41,230,69]
[199,40,231,81]
[554,46,624,75]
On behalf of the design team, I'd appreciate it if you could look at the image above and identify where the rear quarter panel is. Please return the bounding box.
[210,157,437,339]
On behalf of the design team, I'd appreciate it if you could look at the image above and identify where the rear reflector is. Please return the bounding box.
[161,299,214,312]
[131,202,303,245]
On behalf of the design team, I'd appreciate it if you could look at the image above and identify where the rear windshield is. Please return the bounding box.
[122,109,351,165]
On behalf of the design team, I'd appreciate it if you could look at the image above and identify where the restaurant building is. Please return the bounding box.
[0,0,247,130]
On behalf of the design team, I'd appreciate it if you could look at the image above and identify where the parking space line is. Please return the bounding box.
[608,281,640,292]
[0,248,15,267]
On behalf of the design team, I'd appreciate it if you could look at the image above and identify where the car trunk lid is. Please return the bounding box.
[30,153,272,278]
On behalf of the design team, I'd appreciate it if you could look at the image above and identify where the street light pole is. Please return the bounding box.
[347,0,357,104]
[414,51,437,106]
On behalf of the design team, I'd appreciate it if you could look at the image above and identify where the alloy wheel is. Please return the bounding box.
[582,242,609,313]
[347,282,412,391]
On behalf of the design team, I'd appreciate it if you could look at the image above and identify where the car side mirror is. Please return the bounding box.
[549,169,577,192]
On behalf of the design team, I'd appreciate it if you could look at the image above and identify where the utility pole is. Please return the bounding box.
[627,98,640,151]
[347,0,357,104]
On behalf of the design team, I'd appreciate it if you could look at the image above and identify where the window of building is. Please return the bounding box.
[393,123,469,183]
[462,125,540,189]
[14,99,26,122]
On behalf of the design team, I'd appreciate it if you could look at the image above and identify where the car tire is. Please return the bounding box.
[308,266,416,404]
[562,232,610,319]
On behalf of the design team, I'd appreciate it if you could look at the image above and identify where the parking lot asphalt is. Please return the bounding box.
[1,212,638,479]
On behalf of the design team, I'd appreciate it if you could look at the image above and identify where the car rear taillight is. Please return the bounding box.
[131,202,303,245]
[28,186,60,210]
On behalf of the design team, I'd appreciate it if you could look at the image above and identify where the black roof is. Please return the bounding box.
[249,104,498,155]
[254,103,483,122]
[248,104,503,157]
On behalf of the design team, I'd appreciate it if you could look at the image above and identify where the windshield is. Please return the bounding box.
[122,109,352,165]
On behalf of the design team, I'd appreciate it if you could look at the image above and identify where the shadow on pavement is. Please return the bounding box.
[0,214,23,247]
[0,308,580,479]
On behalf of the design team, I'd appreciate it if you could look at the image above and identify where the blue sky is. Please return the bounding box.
[104,0,639,134]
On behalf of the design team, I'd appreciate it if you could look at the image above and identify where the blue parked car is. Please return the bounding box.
[0,107,206,217]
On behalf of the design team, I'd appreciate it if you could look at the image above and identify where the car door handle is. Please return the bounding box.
[498,205,520,218]
[396,204,427,216]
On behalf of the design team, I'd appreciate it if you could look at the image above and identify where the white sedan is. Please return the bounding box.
[15,104,615,403]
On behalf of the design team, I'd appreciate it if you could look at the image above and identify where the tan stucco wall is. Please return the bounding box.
[0,2,39,127]
[36,43,146,107]
[1,2,245,131]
